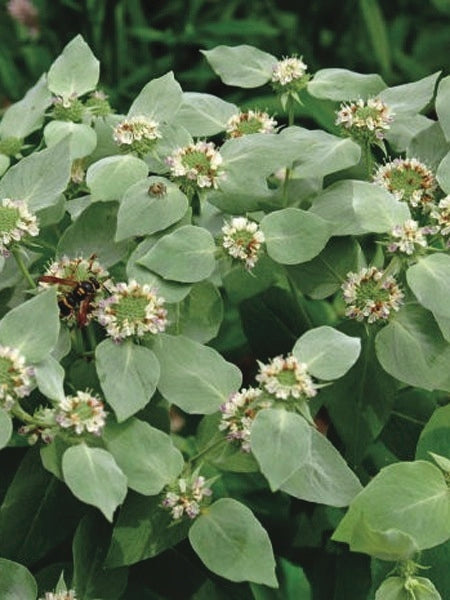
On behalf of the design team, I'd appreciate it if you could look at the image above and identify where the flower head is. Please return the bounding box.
[18,407,57,445]
[95,279,167,342]
[85,90,112,117]
[52,94,84,123]
[0,345,34,411]
[162,471,212,521]
[256,355,317,401]
[271,56,309,93]
[221,217,265,270]
[336,97,394,144]
[39,591,77,600]
[342,266,404,323]
[219,387,270,452]
[372,158,436,209]
[387,219,431,255]
[431,195,450,238]
[166,141,223,194]
[113,116,161,156]
[0,198,38,256]
[55,390,106,436]
[226,110,277,138]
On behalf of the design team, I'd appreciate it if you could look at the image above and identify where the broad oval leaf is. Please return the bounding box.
[86,155,148,201]
[103,418,183,496]
[34,355,65,402]
[379,72,440,117]
[201,45,276,88]
[0,408,12,450]
[0,74,51,139]
[138,225,216,283]
[96,339,160,422]
[261,208,331,265]
[0,288,59,364]
[332,460,450,551]
[375,576,441,600]
[44,121,97,159]
[251,409,311,491]
[47,34,100,98]
[0,558,37,600]
[436,74,450,142]
[407,253,450,319]
[436,149,450,193]
[416,405,450,463]
[173,92,238,136]
[153,334,242,414]
[62,445,127,521]
[293,326,361,380]
[308,68,386,100]
[189,498,277,587]
[128,71,183,122]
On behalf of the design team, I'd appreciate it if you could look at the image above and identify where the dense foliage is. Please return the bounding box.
[0,34,449,600]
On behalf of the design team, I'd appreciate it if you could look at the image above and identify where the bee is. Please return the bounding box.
[38,274,100,327]
[148,182,167,197]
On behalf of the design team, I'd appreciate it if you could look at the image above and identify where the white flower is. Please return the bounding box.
[431,195,450,237]
[166,141,223,190]
[272,56,307,86]
[219,387,268,452]
[0,197,38,256]
[388,219,429,255]
[162,472,212,521]
[336,97,394,142]
[222,216,265,270]
[113,116,161,147]
[226,110,277,138]
[40,255,109,284]
[342,266,404,323]
[95,279,167,341]
[372,158,436,208]
[39,591,77,600]
[0,345,34,411]
[55,390,107,436]
[256,355,317,401]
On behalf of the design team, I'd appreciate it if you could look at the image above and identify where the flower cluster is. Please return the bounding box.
[52,94,85,123]
[221,217,265,270]
[95,279,167,341]
[85,90,112,117]
[162,472,212,521]
[335,97,394,144]
[55,390,107,436]
[372,158,436,209]
[0,345,34,411]
[113,115,162,156]
[40,255,109,286]
[166,141,223,193]
[387,219,432,255]
[431,195,450,238]
[342,267,404,323]
[39,591,77,600]
[256,354,318,401]
[18,407,57,445]
[226,110,277,138]
[219,388,270,452]
[271,56,309,94]
[0,197,39,256]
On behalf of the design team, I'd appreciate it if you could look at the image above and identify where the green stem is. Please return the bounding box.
[12,403,34,424]
[285,268,314,329]
[71,327,85,356]
[189,437,227,466]
[85,324,97,353]
[11,247,36,289]
[282,98,296,206]
[363,140,374,179]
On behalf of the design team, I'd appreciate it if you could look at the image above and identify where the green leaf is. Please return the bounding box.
[416,405,450,463]
[332,460,450,551]
[261,208,331,265]
[0,558,37,600]
[380,72,440,117]
[0,154,9,176]
[43,121,97,160]
[407,254,450,320]
[201,45,276,88]
[0,408,12,450]
[116,176,188,241]
[436,75,450,142]
[308,68,386,100]
[174,281,223,344]
[96,339,160,422]
[280,426,362,507]
[385,114,434,153]
[293,326,361,380]
[251,409,311,491]
[47,34,100,98]
[0,140,71,212]
[189,498,277,587]
[72,513,128,600]
[408,122,450,172]
[103,418,183,495]
[153,334,242,413]
[34,355,65,402]
[57,201,129,267]
[375,304,450,392]
[106,492,190,567]
[250,558,311,600]
[429,452,450,473]
[436,149,450,193]
[128,72,183,122]
[86,155,148,201]
[62,444,127,521]
[173,92,238,136]
[375,577,441,600]
[0,288,59,363]
[138,225,216,283]
[0,75,51,139]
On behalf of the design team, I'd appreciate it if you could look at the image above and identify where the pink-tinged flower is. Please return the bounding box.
[431,195,450,238]
[272,56,308,87]
[221,216,265,270]
[226,110,277,138]
[0,197,38,256]
[0,345,34,411]
[166,141,223,192]
[39,591,77,600]
[387,219,431,255]
[256,355,317,401]
[113,116,161,156]
[373,158,436,209]
[342,266,404,323]
[162,471,212,521]
[336,97,394,143]
[55,390,107,436]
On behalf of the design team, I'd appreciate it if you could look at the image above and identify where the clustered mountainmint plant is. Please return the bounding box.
[0,36,449,600]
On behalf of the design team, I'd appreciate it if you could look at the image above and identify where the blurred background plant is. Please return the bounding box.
[1,0,450,114]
